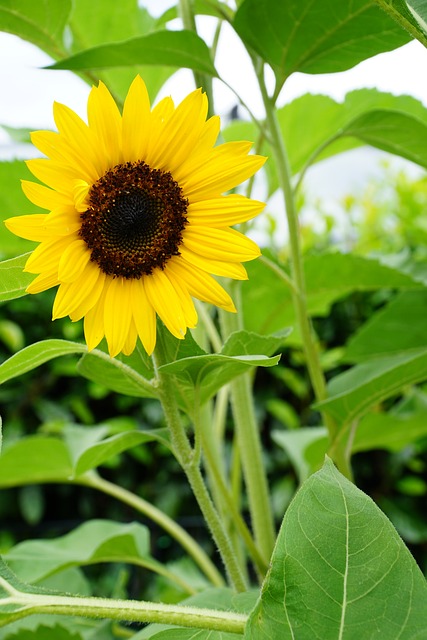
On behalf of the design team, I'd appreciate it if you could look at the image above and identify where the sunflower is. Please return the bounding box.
[5,77,266,357]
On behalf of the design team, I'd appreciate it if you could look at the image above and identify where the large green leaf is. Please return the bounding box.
[77,350,156,399]
[342,109,427,169]
[0,425,168,487]
[345,290,427,362]
[49,30,217,77]
[375,0,427,48]
[233,0,410,81]
[316,347,427,424]
[0,0,72,57]
[242,252,424,337]
[68,0,173,101]
[159,351,280,413]
[2,625,82,640]
[4,520,156,584]
[277,89,427,176]
[0,254,32,302]
[0,339,87,383]
[0,437,73,486]
[246,458,427,638]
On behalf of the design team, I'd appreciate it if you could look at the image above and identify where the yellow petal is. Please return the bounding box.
[26,271,59,294]
[130,279,156,356]
[147,89,208,173]
[44,208,81,235]
[84,284,108,351]
[25,235,75,274]
[73,179,91,212]
[187,194,265,227]
[31,129,98,184]
[122,319,138,356]
[5,214,51,242]
[166,268,198,328]
[166,257,236,312]
[181,143,266,201]
[26,159,76,195]
[53,101,104,178]
[182,226,260,262]
[122,75,151,162]
[104,277,133,358]
[172,115,220,183]
[144,269,187,340]
[179,245,248,280]
[21,180,73,210]
[58,239,91,283]
[87,81,122,172]
[52,261,103,319]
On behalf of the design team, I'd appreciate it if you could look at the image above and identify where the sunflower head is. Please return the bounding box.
[5,76,266,358]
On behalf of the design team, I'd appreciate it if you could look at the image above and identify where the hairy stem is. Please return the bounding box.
[153,338,248,592]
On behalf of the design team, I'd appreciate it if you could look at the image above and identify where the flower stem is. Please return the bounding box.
[79,473,224,588]
[220,296,276,564]
[257,69,338,440]
[153,338,248,592]
[1,589,247,634]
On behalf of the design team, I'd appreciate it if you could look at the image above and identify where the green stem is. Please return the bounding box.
[257,69,337,440]
[153,340,248,592]
[1,588,247,634]
[220,293,276,563]
[79,473,224,588]
[200,422,268,578]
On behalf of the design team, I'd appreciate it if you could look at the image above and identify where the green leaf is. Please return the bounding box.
[159,352,280,413]
[353,408,427,453]
[0,437,73,486]
[49,30,217,76]
[345,290,427,362]
[342,109,427,169]
[69,0,174,101]
[272,427,328,482]
[3,625,82,640]
[233,0,410,81]
[277,89,427,176]
[316,347,427,425]
[245,458,427,639]
[222,328,291,357]
[0,0,72,57]
[157,0,234,25]
[77,349,156,398]
[64,424,171,477]
[0,340,87,384]
[375,0,427,48]
[0,254,33,302]
[4,520,154,584]
[242,252,424,337]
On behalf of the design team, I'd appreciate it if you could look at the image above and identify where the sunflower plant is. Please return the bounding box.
[0,0,427,638]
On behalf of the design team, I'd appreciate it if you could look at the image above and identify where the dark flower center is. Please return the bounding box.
[79,161,188,279]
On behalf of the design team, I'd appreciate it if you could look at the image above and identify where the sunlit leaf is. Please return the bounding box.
[0,339,87,384]
[0,254,32,302]
[316,347,427,424]
[49,30,217,76]
[233,0,410,81]
[4,520,154,584]
[0,0,72,57]
[375,0,427,48]
[69,0,174,101]
[345,290,427,362]
[246,458,427,638]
